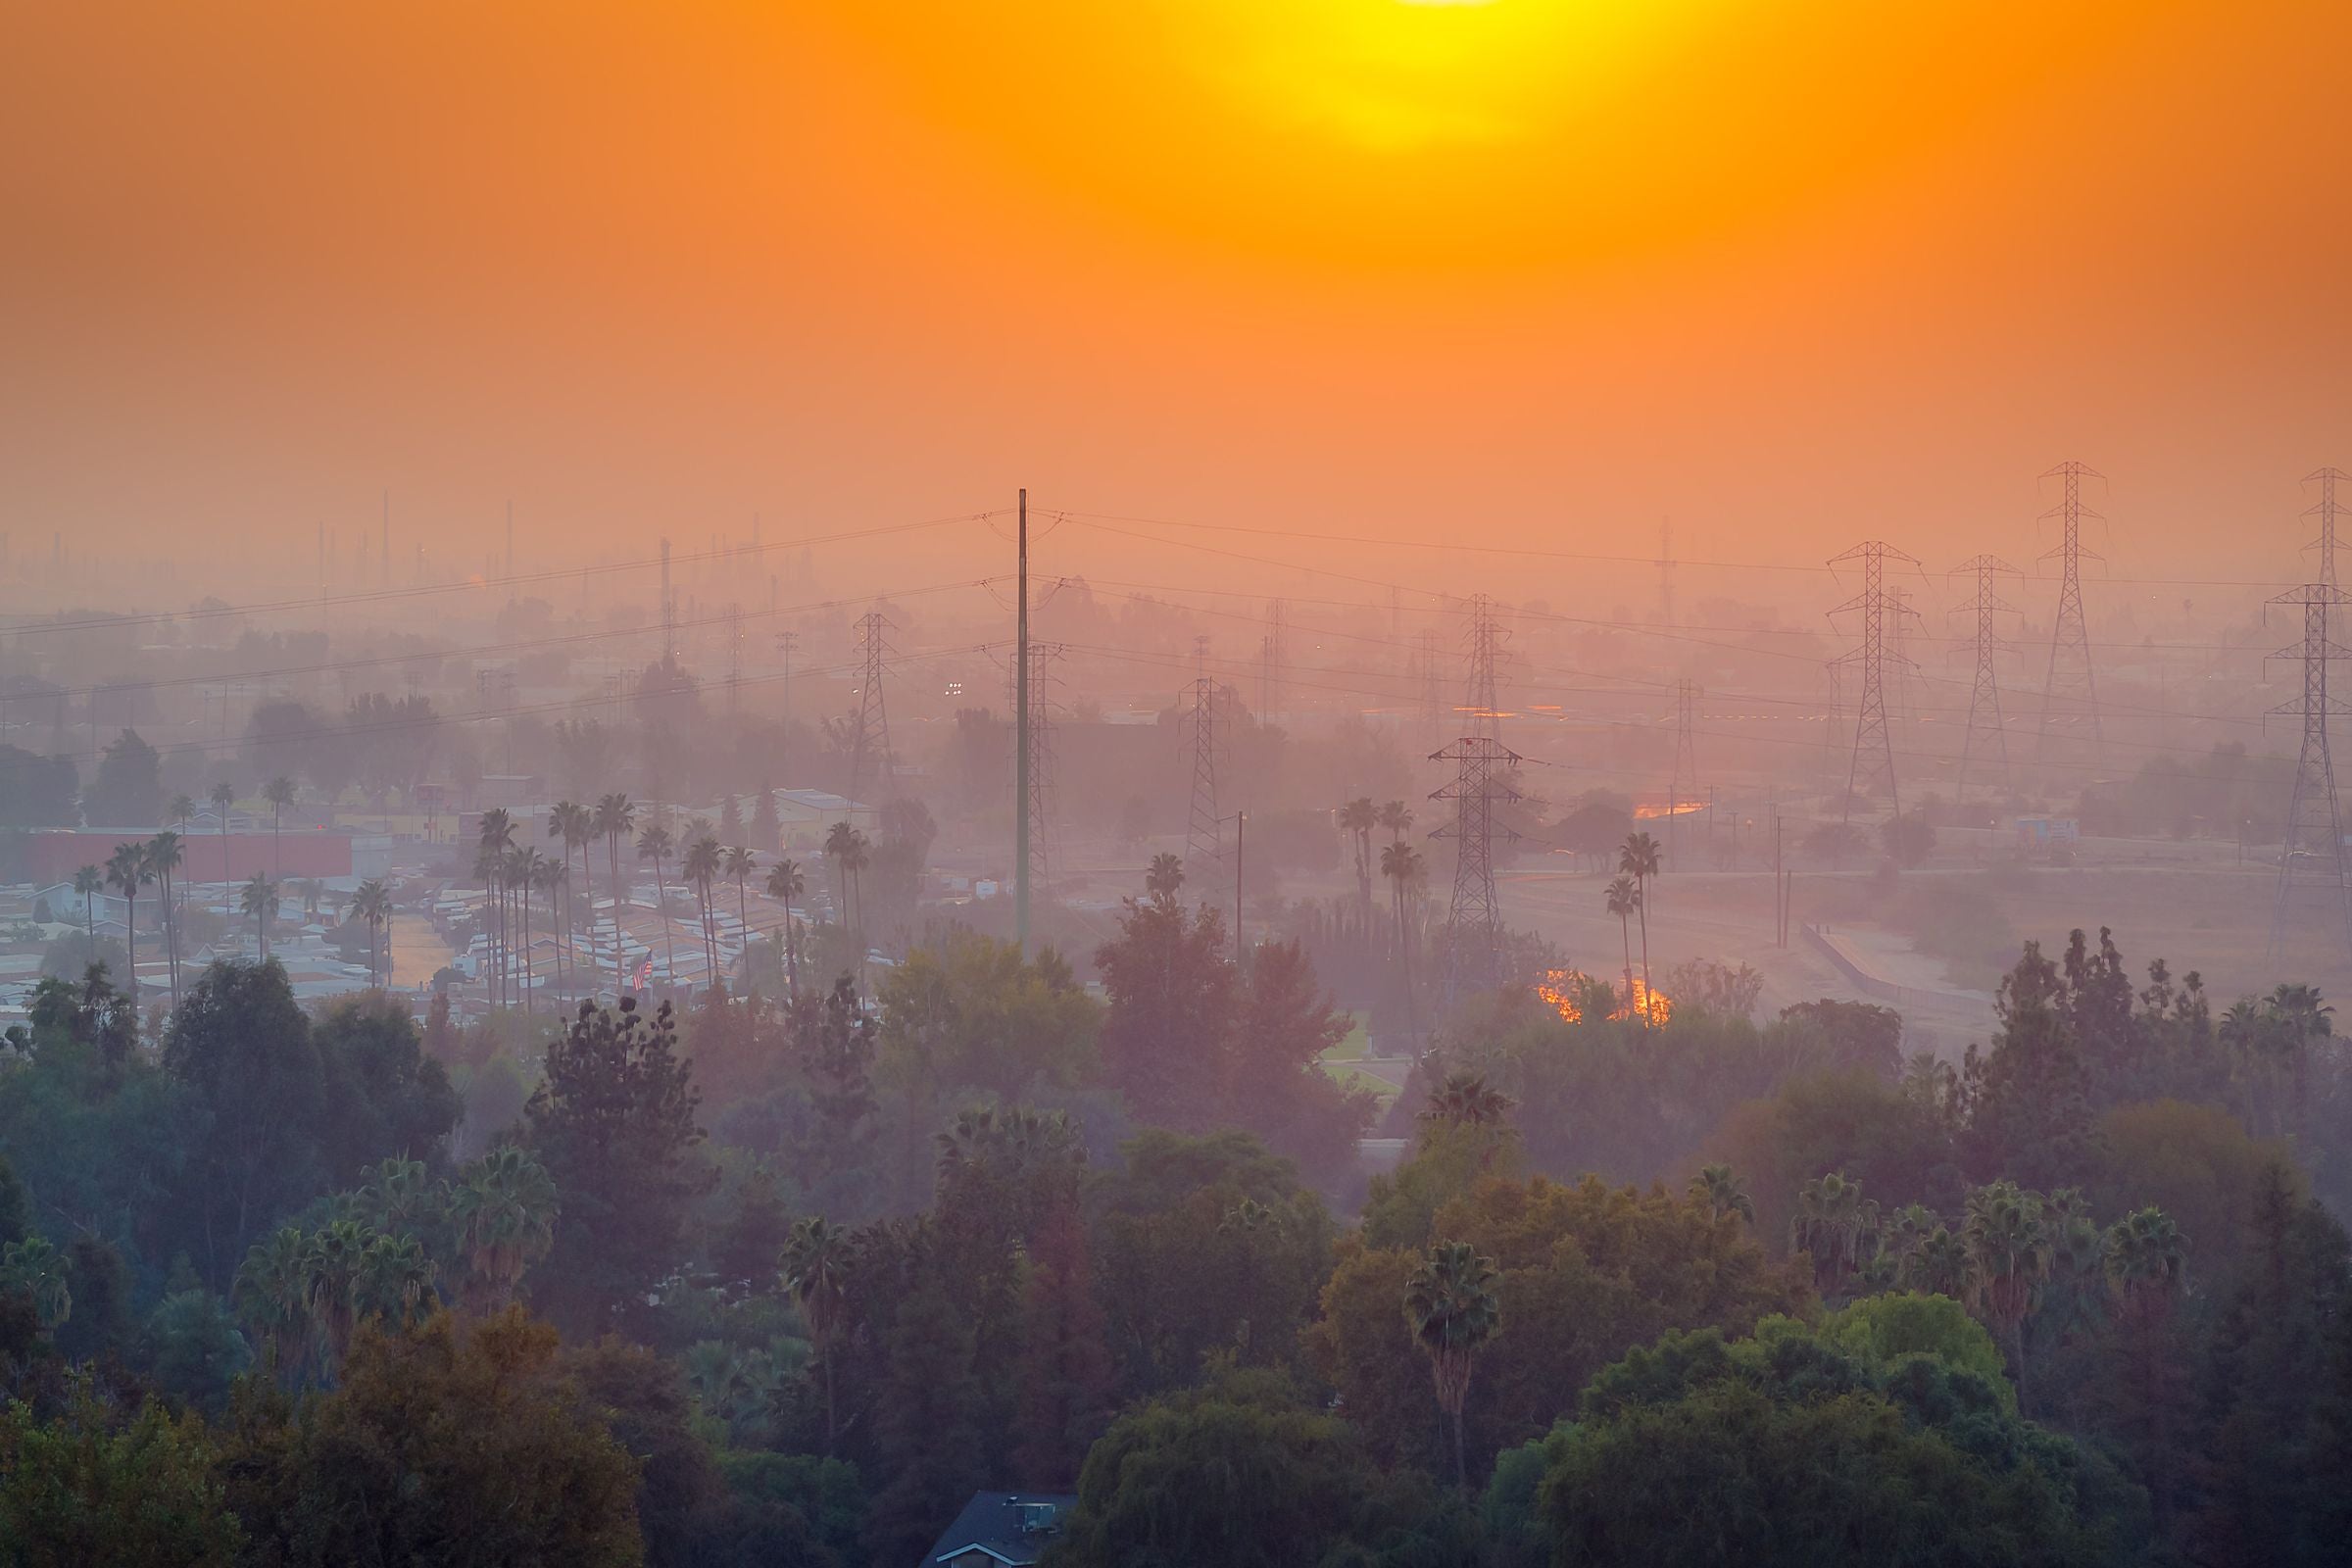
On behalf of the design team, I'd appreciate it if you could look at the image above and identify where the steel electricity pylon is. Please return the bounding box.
[1829,540,1920,825]
[1183,638,1223,885]
[1948,555,2023,802]
[1017,639,1062,888]
[1257,598,1287,723]
[2306,466,2348,592]
[2267,582,2352,962]
[1431,734,1521,1007]
[847,611,893,804]
[2036,461,2105,761]
[1668,679,1699,861]
[1464,593,1506,743]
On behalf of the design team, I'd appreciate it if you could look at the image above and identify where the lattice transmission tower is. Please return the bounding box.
[1464,594,1507,743]
[1948,555,2022,801]
[2036,461,2105,760]
[2306,466,2348,592]
[1829,540,1920,825]
[2268,583,2352,962]
[1431,735,1521,1006]
[847,611,893,804]
[1182,638,1223,884]
[1006,639,1063,884]
[1416,630,1445,749]
[1668,679,1699,860]
[1257,598,1287,722]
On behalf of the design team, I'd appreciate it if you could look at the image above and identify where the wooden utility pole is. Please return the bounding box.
[1015,489,1031,954]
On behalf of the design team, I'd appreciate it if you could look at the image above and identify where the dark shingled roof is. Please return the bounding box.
[919,1491,1079,1566]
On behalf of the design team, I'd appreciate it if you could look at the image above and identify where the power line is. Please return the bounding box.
[6,510,1004,639]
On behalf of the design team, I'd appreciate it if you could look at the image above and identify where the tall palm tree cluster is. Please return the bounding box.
[1780,1167,2189,1404]
[232,1148,559,1384]
[469,794,819,1008]
[76,828,198,1008]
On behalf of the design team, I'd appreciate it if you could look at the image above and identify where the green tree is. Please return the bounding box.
[218,1310,640,1567]
[0,1382,242,1566]
[524,996,713,1336]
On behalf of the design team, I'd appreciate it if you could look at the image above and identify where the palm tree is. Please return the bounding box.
[683,834,723,994]
[2267,982,2331,1137]
[594,793,636,991]
[1899,1222,1975,1298]
[71,863,102,968]
[1420,1070,1515,1128]
[352,879,391,987]
[724,845,757,981]
[148,830,185,1005]
[548,802,591,1001]
[507,846,541,1012]
[1337,797,1377,932]
[302,1218,370,1373]
[1145,852,1186,902]
[357,1233,436,1330]
[1790,1169,1879,1295]
[2104,1205,2187,1321]
[1382,841,1424,1044]
[1377,799,1414,844]
[449,1146,560,1312]
[171,793,197,838]
[209,780,235,894]
[638,822,678,992]
[0,1235,72,1334]
[233,1226,314,1380]
[103,842,152,1003]
[780,1215,853,1453]
[823,821,870,976]
[1616,832,1662,1011]
[765,858,805,994]
[1604,875,1642,1017]
[241,873,280,959]
[1689,1163,1755,1226]
[2218,997,2273,1133]
[1404,1240,1501,1487]
[263,775,296,879]
[477,808,516,1006]
[532,854,564,1004]
[1963,1180,2052,1404]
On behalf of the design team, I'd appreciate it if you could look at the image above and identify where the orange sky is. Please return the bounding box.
[3,0,2348,601]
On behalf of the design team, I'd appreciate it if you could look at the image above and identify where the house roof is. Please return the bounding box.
[920,1493,1077,1568]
